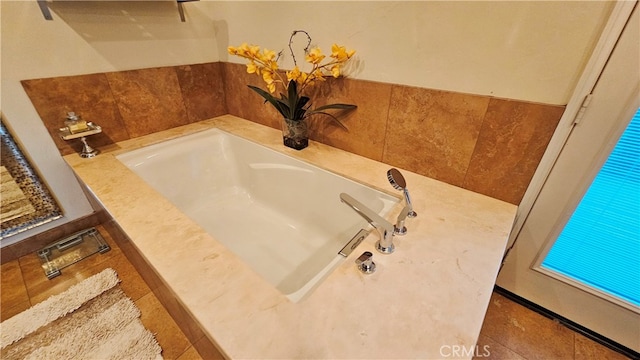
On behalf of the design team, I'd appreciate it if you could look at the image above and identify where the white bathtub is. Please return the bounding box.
[116,128,398,302]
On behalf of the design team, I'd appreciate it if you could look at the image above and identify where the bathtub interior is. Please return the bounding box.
[117,128,399,302]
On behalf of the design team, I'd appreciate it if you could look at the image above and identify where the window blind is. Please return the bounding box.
[542,108,640,307]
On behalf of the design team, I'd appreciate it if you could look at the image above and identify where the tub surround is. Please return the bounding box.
[23,62,564,205]
[64,115,517,359]
[21,63,227,156]
[223,62,565,205]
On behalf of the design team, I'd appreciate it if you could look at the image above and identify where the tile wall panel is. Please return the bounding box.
[22,63,228,156]
[21,74,128,156]
[105,67,190,138]
[223,63,395,161]
[463,99,565,204]
[175,63,227,123]
[383,85,490,187]
[222,62,283,131]
[221,67,564,204]
[22,62,565,205]
[310,77,392,161]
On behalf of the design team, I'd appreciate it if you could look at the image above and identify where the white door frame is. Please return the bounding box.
[507,1,638,250]
[498,1,639,352]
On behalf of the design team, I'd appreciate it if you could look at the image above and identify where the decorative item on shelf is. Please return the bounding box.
[58,112,102,158]
[64,112,88,134]
[228,30,357,150]
[282,116,309,150]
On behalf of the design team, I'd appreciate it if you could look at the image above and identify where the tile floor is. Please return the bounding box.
[1,225,202,360]
[476,293,631,360]
[1,225,632,360]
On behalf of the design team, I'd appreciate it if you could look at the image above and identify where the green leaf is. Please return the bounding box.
[249,83,356,126]
[313,103,357,112]
[248,85,290,118]
[287,80,299,119]
[306,110,349,131]
[297,96,310,109]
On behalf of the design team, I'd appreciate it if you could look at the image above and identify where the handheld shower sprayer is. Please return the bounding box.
[387,168,417,218]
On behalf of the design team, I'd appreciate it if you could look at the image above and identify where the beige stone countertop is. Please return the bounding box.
[64,115,517,359]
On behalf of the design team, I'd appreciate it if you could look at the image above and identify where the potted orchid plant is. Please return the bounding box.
[228,30,357,150]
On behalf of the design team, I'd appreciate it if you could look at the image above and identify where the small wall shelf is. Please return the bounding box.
[58,122,102,140]
[37,0,52,20]
[58,122,102,158]
[177,0,199,22]
[37,0,198,22]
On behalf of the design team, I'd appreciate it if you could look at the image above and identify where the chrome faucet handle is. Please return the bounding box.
[394,205,411,236]
[403,188,417,218]
[355,251,376,274]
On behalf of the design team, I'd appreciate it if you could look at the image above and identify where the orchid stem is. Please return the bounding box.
[289,30,312,67]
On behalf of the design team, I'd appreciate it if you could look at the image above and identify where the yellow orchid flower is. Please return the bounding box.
[268,60,279,71]
[262,69,275,84]
[297,72,309,86]
[311,69,326,82]
[227,34,357,129]
[248,45,261,57]
[238,43,250,56]
[287,66,302,82]
[331,65,341,78]
[246,61,258,74]
[305,47,325,65]
[331,44,355,62]
[260,49,277,62]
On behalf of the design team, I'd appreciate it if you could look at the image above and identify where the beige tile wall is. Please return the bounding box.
[222,62,565,204]
[21,61,564,205]
[21,63,227,156]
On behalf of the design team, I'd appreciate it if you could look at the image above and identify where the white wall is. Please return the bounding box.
[0,0,612,246]
[0,0,218,246]
[208,1,613,105]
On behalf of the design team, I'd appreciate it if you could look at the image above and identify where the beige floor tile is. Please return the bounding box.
[1,259,29,311]
[1,226,194,358]
[18,228,124,301]
[192,335,226,359]
[475,334,526,360]
[137,292,192,360]
[18,227,150,305]
[22,251,149,305]
[1,259,31,321]
[1,300,31,322]
[574,333,631,360]
[176,346,204,360]
[479,292,575,360]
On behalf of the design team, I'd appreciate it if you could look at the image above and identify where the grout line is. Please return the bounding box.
[16,256,37,307]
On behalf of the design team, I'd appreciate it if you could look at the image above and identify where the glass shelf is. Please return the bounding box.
[37,227,111,279]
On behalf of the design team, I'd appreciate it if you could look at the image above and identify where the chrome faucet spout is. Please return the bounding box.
[340,193,396,254]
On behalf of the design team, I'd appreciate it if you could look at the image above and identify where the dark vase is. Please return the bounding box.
[281,118,309,150]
